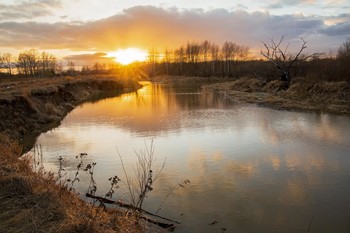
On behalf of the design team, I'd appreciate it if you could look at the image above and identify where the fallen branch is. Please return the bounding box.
[85,193,180,230]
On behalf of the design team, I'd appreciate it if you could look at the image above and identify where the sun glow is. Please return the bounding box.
[108,48,148,65]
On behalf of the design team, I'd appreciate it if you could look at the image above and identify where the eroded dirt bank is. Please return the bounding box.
[203,77,350,115]
[0,76,140,150]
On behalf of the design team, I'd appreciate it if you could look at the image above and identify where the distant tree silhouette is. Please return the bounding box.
[337,39,350,81]
[1,53,14,75]
[40,51,57,76]
[337,39,350,59]
[210,43,220,75]
[67,61,76,76]
[16,49,57,77]
[17,49,40,76]
[0,53,5,75]
[155,40,250,78]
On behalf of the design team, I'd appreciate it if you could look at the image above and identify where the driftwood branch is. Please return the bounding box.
[85,193,180,230]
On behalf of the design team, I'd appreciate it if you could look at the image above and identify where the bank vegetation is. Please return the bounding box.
[0,133,157,233]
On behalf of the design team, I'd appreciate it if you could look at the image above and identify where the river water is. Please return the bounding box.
[32,81,350,233]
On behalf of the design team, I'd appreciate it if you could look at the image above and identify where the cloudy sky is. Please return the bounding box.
[0,0,349,61]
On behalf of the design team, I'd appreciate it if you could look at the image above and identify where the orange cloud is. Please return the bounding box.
[0,6,347,55]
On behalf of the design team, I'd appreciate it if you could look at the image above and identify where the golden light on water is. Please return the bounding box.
[107,48,148,65]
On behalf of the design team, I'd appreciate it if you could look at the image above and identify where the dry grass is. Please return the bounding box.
[44,102,57,115]
[0,133,152,233]
[203,76,350,114]
[0,134,174,233]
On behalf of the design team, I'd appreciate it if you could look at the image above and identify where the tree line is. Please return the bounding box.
[144,38,350,83]
[0,49,58,77]
[0,49,125,77]
[147,40,249,77]
[1,39,349,83]
[0,40,250,78]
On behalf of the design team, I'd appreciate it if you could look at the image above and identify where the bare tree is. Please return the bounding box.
[337,39,350,81]
[40,51,57,76]
[81,65,91,75]
[0,53,3,74]
[163,48,172,76]
[261,36,309,88]
[1,53,14,75]
[185,41,201,71]
[174,46,185,75]
[337,39,350,59]
[210,43,220,75]
[201,40,210,63]
[222,42,249,77]
[67,61,76,76]
[237,45,249,61]
[222,41,232,76]
[17,49,40,76]
[148,47,158,78]
[92,62,102,73]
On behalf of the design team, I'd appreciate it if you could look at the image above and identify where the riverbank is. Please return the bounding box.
[0,75,140,151]
[203,76,350,115]
[0,134,144,232]
[0,75,142,232]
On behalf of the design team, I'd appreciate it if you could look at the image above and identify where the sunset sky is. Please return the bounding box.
[0,0,349,63]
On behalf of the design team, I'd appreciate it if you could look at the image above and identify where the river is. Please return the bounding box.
[31,81,350,233]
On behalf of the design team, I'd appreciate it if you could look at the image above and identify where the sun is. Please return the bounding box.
[107,48,148,65]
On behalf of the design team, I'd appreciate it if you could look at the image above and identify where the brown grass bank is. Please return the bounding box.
[203,77,350,115]
[0,75,140,151]
[0,134,146,233]
[0,76,151,232]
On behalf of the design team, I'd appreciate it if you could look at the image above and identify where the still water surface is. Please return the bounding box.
[33,81,350,233]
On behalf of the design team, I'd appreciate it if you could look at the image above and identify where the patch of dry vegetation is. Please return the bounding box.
[203,76,350,114]
[0,133,160,233]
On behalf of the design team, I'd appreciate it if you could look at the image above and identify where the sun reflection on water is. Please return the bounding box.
[32,82,350,233]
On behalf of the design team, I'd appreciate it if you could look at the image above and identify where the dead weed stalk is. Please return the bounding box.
[117,140,166,209]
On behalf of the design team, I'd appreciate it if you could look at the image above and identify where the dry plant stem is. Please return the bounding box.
[155,180,190,214]
[84,162,97,194]
[0,134,130,233]
[105,175,121,199]
[68,153,87,191]
[30,144,44,172]
[116,147,137,206]
[134,140,165,209]
[116,140,166,209]
[57,156,65,186]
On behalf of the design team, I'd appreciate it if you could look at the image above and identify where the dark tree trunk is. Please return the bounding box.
[280,72,291,89]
